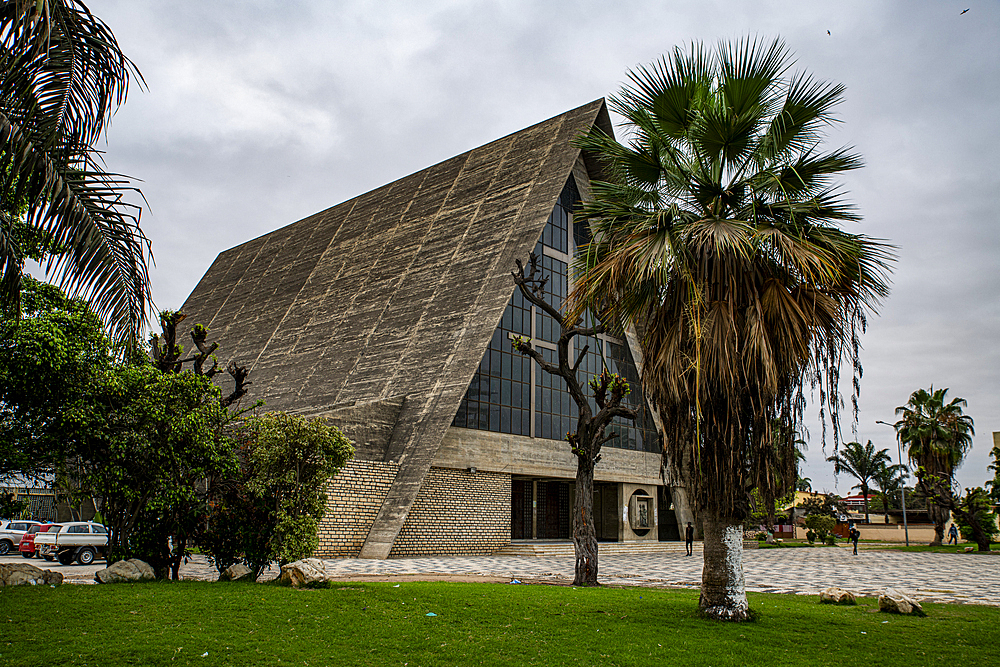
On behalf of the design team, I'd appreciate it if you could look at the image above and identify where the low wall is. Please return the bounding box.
[858,524,938,543]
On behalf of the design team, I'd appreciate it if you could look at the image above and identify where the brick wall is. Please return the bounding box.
[316,459,399,558]
[390,467,511,557]
[316,463,511,558]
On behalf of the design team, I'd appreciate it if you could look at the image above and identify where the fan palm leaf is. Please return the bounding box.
[570,37,893,620]
[893,386,974,544]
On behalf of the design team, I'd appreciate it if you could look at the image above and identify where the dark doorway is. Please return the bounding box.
[511,479,532,539]
[510,478,572,540]
[593,483,619,542]
[536,481,570,539]
[658,486,680,541]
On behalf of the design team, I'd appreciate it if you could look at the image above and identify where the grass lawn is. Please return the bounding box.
[877,543,999,554]
[2,581,997,666]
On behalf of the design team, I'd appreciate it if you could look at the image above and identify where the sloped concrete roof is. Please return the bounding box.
[181,99,612,557]
[183,99,609,421]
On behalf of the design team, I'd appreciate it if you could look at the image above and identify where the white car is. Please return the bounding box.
[0,519,41,555]
[34,522,109,565]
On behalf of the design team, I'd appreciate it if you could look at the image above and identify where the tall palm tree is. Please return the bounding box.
[870,462,907,524]
[826,440,892,524]
[0,0,151,347]
[894,386,975,545]
[571,37,892,620]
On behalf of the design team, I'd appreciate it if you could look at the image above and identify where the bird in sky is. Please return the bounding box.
[961,8,969,14]
[827,30,831,35]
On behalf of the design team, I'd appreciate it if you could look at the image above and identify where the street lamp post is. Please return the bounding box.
[876,420,909,547]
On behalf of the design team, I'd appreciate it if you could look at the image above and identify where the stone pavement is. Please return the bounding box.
[11,546,997,606]
[312,547,1000,606]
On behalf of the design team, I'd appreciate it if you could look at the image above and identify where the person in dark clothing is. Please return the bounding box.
[849,525,861,555]
[947,524,959,545]
[685,522,695,556]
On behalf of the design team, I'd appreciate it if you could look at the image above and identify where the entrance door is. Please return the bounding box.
[593,483,619,542]
[658,486,680,541]
[511,480,532,539]
[510,479,571,539]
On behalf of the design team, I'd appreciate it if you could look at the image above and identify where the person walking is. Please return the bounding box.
[685,522,695,556]
[947,523,959,545]
[849,524,861,555]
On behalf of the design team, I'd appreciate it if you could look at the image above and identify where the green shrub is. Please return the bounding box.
[806,530,816,544]
[804,514,836,540]
[200,412,354,579]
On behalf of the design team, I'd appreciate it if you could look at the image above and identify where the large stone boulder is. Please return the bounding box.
[879,587,926,617]
[819,587,857,605]
[220,563,254,582]
[280,558,329,588]
[0,563,63,587]
[94,559,156,584]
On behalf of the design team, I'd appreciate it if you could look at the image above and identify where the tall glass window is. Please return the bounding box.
[453,175,659,453]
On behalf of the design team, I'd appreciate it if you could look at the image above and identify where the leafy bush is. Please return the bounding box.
[200,412,354,579]
[804,514,836,540]
[806,530,816,544]
[954,488,999,544]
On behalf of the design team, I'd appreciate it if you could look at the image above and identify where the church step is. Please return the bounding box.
[493,541,690,556]
[493,540,760,556]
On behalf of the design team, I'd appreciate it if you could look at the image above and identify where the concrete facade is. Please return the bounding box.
[182,100,692,558]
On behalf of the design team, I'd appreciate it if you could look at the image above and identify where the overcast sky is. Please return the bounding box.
[69,0,999,493]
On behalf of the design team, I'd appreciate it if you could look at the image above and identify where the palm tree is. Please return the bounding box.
[571,37,892,620]
[894,386,975,545]
[796,477,812,492]
[870,462,907,523]
[826,440,892,524]
[1,0,151,347]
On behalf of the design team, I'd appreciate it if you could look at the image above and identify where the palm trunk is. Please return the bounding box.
[928,502,948,546]
[699,507,751,621]
[572,457,599,586]
[861,484,870,524]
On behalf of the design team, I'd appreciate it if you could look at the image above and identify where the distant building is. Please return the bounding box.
[181,100,694,558]
[842,494,877,516]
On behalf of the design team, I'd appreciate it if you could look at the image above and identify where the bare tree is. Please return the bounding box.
[511,253,637,586]
[150,310,250,406]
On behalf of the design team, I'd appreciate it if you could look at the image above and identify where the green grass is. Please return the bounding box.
[1,581,997,666]
[876,543,1000,554]
[758,540,835,548]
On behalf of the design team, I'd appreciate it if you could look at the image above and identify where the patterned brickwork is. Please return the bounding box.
[389,467,511,557]
[316,460,399,558]
[316,464,512,558]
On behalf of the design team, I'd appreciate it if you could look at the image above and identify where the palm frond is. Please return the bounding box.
[0,0,150,347]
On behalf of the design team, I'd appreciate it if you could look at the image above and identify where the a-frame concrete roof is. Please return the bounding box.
[181,99,612,557]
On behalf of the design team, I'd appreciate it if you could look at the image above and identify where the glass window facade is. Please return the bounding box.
[453,175,659,453]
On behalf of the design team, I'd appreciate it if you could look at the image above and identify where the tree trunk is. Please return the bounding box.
[572,457,599,586]
[928,502,948,546]
[699,508,751,621]
[861,484,870,524]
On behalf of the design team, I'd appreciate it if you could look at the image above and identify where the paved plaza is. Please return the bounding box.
[315,547,1000,606]
[13,546,998,606]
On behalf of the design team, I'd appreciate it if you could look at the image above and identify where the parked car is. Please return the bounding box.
[34,522,108,565]
[0,519,41,555]
[18,523,57,558]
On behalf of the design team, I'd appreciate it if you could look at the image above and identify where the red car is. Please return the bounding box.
[18,523,56,559]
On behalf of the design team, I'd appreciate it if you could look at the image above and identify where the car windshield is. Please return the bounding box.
[27,525,40,534]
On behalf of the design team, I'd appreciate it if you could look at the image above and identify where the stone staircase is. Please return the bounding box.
[494,541,690,556]
[494,540,761,556]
